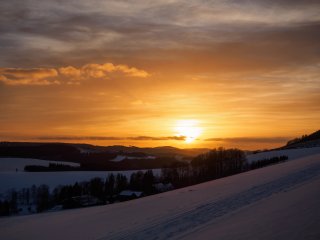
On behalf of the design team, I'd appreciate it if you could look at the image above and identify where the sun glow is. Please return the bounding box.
[175,119,202,143]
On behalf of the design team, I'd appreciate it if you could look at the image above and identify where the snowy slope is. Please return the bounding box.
[183,177,320,240]
[1,152,319,240]
[246,146,320,163]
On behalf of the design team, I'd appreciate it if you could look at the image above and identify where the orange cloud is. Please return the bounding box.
[0,63,150,86]
[114,64,150,78]
[58,66,81,78]
[0,68,59,85]
[75,63,150,79]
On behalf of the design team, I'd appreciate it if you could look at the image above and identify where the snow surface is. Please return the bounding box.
[1,151,319,240]
[110,155,127,162]
[0,169,161,194]
[0,158,80,172]
[246,146,320,163]
[182,177,320,240]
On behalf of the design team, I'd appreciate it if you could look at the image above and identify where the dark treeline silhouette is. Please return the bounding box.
[0,171,157,216]
[1,148,289,216]
[286,135,308,146]
[129,170,155,194]
[249,156,288,170]
[24,163,80,172]
[284,130,320,148]
[159,149,288,188]
[0,184,50,215]
[160,148,246,188]
[192,148,245,181]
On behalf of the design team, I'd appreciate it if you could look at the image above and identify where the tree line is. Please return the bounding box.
[1,148,288,216]
[249,156,288,170]
[24,163,80,172]
[0,170,156,216]
[160,148,246,188]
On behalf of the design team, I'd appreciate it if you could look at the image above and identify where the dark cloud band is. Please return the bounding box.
[36,135,186,141]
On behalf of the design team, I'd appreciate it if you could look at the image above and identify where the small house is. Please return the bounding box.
[118,190,144,201]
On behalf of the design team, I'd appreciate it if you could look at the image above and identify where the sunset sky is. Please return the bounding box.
[0,0,319,149]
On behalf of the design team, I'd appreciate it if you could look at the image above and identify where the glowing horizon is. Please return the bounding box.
[0,1,319,150]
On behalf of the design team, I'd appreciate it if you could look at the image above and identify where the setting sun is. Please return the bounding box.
[0,1,319,150]
[175,120,202,143]
[0,1,319,239]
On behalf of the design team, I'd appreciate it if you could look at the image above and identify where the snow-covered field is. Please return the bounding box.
[0,169,161,194]
[0,157,161,194]
[1,150,319,240]
[246,146,320,163]
[0,158,80,172]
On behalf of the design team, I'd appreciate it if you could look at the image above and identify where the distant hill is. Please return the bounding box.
[102,145,209,157]
[283,130,320,149]
[0,142,209,171]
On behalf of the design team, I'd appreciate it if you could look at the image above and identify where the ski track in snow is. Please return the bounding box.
[102,162,320,240]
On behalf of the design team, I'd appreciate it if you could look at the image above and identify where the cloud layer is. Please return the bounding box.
[205,137,290,144]
[36,135,186,141]
[1,0,319,70]
[0,63,149,85]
